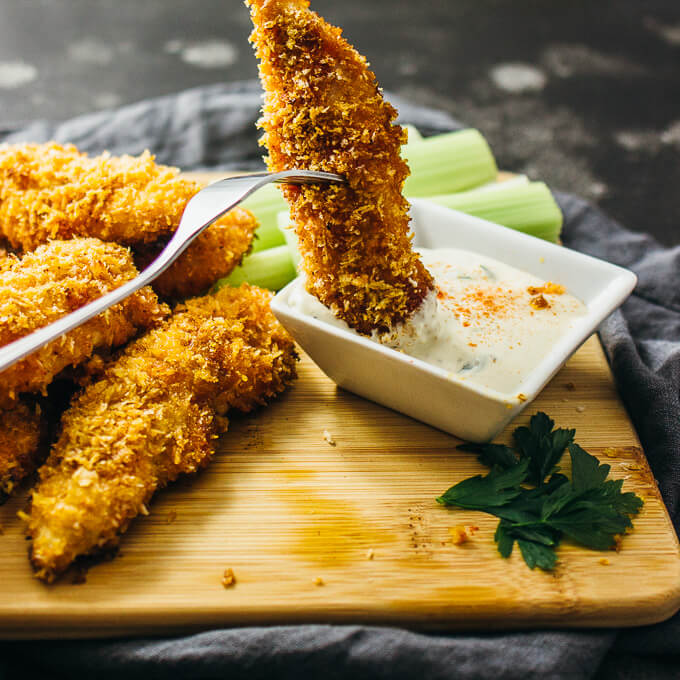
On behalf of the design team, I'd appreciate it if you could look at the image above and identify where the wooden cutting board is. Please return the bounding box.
[0,174,678,638]
[1,338,679,638]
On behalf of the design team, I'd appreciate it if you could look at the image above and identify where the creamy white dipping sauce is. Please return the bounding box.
[287,248,587,395]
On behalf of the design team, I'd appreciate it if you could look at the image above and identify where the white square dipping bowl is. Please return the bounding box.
[270,199,637,442]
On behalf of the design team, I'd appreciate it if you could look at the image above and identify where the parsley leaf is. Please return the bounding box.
[518,539,558,571]
[513,412,575,486]
[439,412,643,571]
[569,442,610,492]
[436,459,529,509]
[457,442,519,470]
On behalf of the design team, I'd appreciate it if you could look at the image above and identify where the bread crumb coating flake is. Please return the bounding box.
[26,284,297,582]
[0,238,169,404]
[247,0,434,335]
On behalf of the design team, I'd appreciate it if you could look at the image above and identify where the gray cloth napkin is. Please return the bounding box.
[1,81,678,680]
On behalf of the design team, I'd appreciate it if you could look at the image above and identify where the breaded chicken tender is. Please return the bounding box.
[0,401,45,501]
[0,142,259,296]
[247,0,434,335]
[26,284,297,582]
[0,143,200,251]
[134,206,258,298]
[0,238,168,404]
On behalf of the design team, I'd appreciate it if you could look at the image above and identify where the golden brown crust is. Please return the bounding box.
[26,284,297,582]
[0,143,201,250]
[0,401,45,500]
[0,238,169,404]
[0,142,259,296]
[247,0,433,334]
[134,206,258,298]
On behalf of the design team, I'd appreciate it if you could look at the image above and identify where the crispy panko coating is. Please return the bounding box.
[0,238,168,404]
[247,0,433,335]
[26,284,297,582]
[0,142,202,251]
[0,401,45,501]
[0,142,259,296]
[134,206,258,298]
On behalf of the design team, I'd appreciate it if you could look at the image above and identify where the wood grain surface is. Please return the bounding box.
[0,337,678,638]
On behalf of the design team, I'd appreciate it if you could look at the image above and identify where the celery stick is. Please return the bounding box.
[251,220,286,252]
[425,181,562,242]
[277,210,302,268]
[216,245,296,291]
[403,129,498,196]
[469,175,529,192]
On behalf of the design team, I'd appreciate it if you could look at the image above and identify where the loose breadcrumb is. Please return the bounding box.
[599,558,610,566]
[449,525,478,545]
[314,576,324,586]
[366,548,374,560]
[222,568,237,588]
[166,511,177,524]
[322,430,336,446]
[449,525,470,545]
[527,282,565,296]
[25,284,298,582]
[0,238,168,405]
[529,294,550,310]
[247,0,433,334]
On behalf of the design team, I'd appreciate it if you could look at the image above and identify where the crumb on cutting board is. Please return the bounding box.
[222,568,236,588]
[449,525,479,545]
[323,430,336,446]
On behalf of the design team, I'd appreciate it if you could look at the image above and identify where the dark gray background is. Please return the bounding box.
[0,0,678,246]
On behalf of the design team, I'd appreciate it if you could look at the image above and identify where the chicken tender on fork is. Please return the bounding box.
[247,0,434,335]
[0,238,168,405]
[25,284,297,582]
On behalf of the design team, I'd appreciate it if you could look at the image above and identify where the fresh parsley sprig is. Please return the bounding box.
[436,412,644,571]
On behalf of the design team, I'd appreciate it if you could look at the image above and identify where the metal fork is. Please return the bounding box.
[0,169,344,374]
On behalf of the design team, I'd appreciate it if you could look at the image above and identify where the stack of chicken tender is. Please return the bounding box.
[0,142,297,582]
